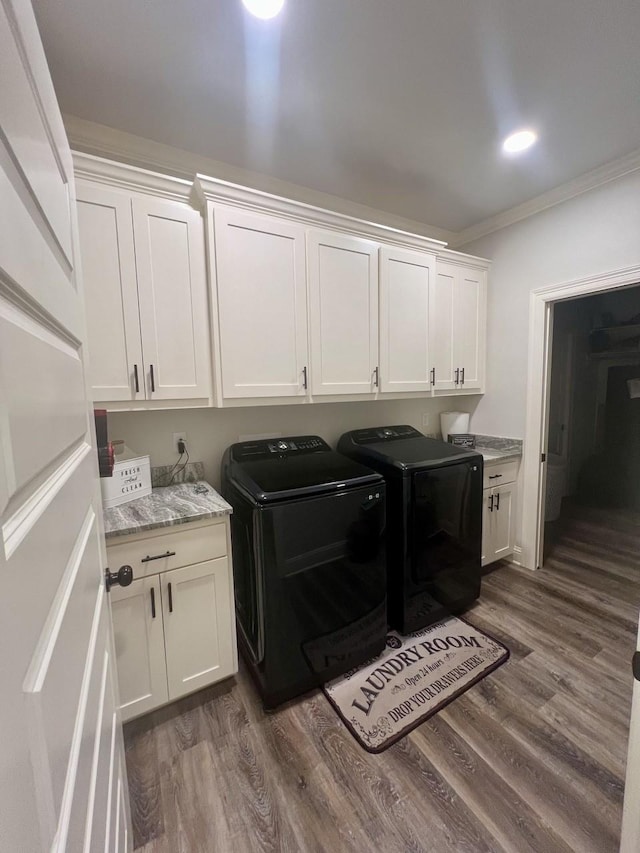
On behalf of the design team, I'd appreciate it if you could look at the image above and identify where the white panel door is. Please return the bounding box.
[133,196,210,400]
[621,614,640,852]
[213,206,309,399]
[491,484,515,561]
[430,263,457,392]
[110,575,168,722]
[76,183,144,402]
[379,246,434,393]
[308,230,379,395]
[0,3,130,853]
[453,267,485,391]
[162,558,235,700]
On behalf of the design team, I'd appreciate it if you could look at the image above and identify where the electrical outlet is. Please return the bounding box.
[422,413,431,430]
[172,432,187,453]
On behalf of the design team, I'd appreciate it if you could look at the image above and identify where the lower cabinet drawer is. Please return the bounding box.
[483,460,518,490]
[106,519,227,580]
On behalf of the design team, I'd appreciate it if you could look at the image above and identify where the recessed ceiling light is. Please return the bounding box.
[242,0,285,19]
[502,129,537,155]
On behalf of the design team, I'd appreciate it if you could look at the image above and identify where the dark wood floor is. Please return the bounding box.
[125,503,640,853]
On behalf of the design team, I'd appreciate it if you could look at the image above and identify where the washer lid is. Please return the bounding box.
[227,441,383,502]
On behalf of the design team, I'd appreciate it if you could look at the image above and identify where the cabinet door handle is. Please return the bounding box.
[373,366,379,387]
[150,363,156,393]
[150,587,156,619]
[133,363,140,393]
[455,368,460,385]
[496,492,500,510]
[141,550,176,563]
[489,494,494,512]
[168,582,173,613]
[460,367,465,386]
[488,474,502,480]
[430,367,435,386]
[302,365,308,390]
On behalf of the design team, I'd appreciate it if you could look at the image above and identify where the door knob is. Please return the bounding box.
[105,565,133,591]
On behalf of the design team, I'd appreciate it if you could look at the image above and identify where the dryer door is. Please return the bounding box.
[411,460,482,612]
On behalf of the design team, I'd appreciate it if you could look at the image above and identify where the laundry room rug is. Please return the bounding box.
[323,616,509,753]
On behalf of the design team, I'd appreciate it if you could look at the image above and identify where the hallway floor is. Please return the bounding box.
[125,503,640,852]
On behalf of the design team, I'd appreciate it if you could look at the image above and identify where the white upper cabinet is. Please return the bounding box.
[379,246,435,393]
[307,230,379,396]
[194,174,488,406]
[212,206,308,399]
[453,265,485,391]
[76,184,144,402]
[132,196,210,400]
[74,154,211,407]
[430,264,457,392]
[432,257,487,394]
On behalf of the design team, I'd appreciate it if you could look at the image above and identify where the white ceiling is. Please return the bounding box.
[33,0,640,232]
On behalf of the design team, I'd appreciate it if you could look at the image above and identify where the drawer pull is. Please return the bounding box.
[488,474,503,479]
[168,582,173,613]
[150,587,156,619]
[141,550,176,563]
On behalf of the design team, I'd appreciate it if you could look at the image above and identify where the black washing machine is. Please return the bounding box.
[337,425,482,634]
[221,436,387,708]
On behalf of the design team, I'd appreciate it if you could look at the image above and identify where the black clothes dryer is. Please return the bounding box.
[337,425,482,634]
[221,436,387,708]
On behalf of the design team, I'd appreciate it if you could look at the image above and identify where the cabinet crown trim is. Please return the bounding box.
[435,248,491,270]
[193,174,452,255]
[73,151,194,204]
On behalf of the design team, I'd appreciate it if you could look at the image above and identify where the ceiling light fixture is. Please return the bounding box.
[242,0,285,19]
[502,128,537,155]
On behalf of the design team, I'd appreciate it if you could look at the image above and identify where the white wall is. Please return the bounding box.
[459,170,640,439]
[108,396,480,490]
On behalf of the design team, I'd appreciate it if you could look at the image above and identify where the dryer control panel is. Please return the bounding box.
[349,425,423,445]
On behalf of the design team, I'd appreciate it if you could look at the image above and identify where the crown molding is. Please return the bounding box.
[193,174,449,254]
[73,151,193,203]
[433,247,490,270]
[64,114,454,245]
[451,146,640,249]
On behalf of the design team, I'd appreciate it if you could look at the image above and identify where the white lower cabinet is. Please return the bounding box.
[481,460,519,566]
[107,519,237,722]
[110,575,168,720]
[161,558,234,700]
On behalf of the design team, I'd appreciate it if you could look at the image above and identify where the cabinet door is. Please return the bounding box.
[491,484,515,560]
[133,196,210,400]
[453,267,485,391]
[162,557,235,701]
[76,183,144,401]
[308,230,379,395]
[110,575,168,722]
[213,206,308,399]
[379,247,434,393]
[481,489,492,566]
[429,263,457,391]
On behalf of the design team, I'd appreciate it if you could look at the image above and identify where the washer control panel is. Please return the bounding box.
[232,436,330,460]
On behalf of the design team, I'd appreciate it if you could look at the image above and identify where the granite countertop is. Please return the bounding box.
[477,447,522,464]
[473,435,523,464]
[104,481,232,539]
